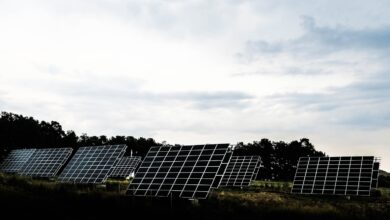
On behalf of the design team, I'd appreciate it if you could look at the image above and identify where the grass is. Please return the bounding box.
[0,174,389,220]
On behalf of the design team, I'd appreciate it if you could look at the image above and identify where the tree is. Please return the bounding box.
[0,111,327,181]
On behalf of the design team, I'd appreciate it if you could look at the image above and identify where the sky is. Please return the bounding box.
[0,0,389,170]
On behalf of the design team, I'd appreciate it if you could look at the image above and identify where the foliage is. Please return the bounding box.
[0,111,160,158]
[234,138,325,180]
[0,111,362,182]
[379,175,390,188]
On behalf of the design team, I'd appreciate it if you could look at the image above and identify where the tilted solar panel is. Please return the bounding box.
[291,156,380,196]
[110,156,142,178]
[371,161,380,189]
[0,149,36,173]
[220,156,261,187]
[127,144,231,199]
[58,145,127,184]
[19,148,73,178]
[252,157,262,181]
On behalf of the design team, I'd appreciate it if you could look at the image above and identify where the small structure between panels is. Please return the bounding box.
[0,143,381,200]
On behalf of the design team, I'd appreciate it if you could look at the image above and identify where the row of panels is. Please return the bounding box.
[1,145,381,198]
[0,146,141,181]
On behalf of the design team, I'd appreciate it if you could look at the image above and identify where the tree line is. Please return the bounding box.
[0,111,325,180]
[0,112,159,158]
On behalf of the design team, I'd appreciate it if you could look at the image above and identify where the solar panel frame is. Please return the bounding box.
[0,149,36,173]
[58,145,127,184]
[252,158,262,181]
[291,156,380,196]
[371,161,380,189]
[220,156,261,187]
[109,156,142,178]
[19,148,73,178]
[127,144,231,199]
[211,150,232,188]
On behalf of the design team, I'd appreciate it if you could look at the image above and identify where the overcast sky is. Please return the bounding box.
[1,0,389,170]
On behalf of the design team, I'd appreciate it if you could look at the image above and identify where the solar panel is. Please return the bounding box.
[109,156,142,178]
[252,157,262,181]
[220,156,261,187]
[291,156,380,196]
[0,149,36,173]
[127,144,231,199]
[19,148,73,178]
[371,161,380,189]
[211,150,232,188]
[58,145,127,184]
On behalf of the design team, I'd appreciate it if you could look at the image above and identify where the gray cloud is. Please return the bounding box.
[169,91,254,109]
[268,71,390,129]
[33,75,255,110]
[244,16,390,57]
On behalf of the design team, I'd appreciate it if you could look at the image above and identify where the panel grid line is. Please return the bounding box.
[310,157,321,194]
[321,157,330,194]
[58,145,126,184]
[357,156,363,196]
[19,148,73,178]
[193,145,217,198]
[179,145,204,198]
[220,156,261,187]
[292,156,379,196]
[154,147,180,197]
[127,144,230,199]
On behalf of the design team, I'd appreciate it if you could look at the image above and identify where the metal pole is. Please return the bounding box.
[170,193,173,209]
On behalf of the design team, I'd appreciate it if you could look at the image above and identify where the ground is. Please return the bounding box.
[0,173,389,220]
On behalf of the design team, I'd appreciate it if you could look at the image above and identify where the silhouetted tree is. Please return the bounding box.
[234,138,325,180]
[0,111,326,181]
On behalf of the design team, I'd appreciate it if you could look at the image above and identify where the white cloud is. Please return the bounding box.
[0,0,390,170]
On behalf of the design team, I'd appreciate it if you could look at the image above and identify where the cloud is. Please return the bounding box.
[243,16,390,58]
[1,0,390,170]
[267,71,390,129]
[61,82,254,110]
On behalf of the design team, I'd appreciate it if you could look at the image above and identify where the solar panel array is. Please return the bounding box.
[110,156,142,178]
[0,149,36,173]
[220,156,261,187]
[127,144,231,199]
[292,156,380,196]
[58,145,127,184]
[19,148,73,177]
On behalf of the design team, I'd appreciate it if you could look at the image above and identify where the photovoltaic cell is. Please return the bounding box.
[220,156,261,187]
[19,148,73,178]
[58,145,127,184]
[127,144,231,199]
[110,156,142,178]
[291,156,380,196]
[0,149,36,173]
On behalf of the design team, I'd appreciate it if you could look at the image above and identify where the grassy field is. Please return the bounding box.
[0,173,389,220]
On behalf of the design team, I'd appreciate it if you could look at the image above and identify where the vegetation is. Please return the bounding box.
[0,173,389,220]
[1,111,389,219]
[234,139,325,180]
[0,112,161,158]
[379,170,390,188]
